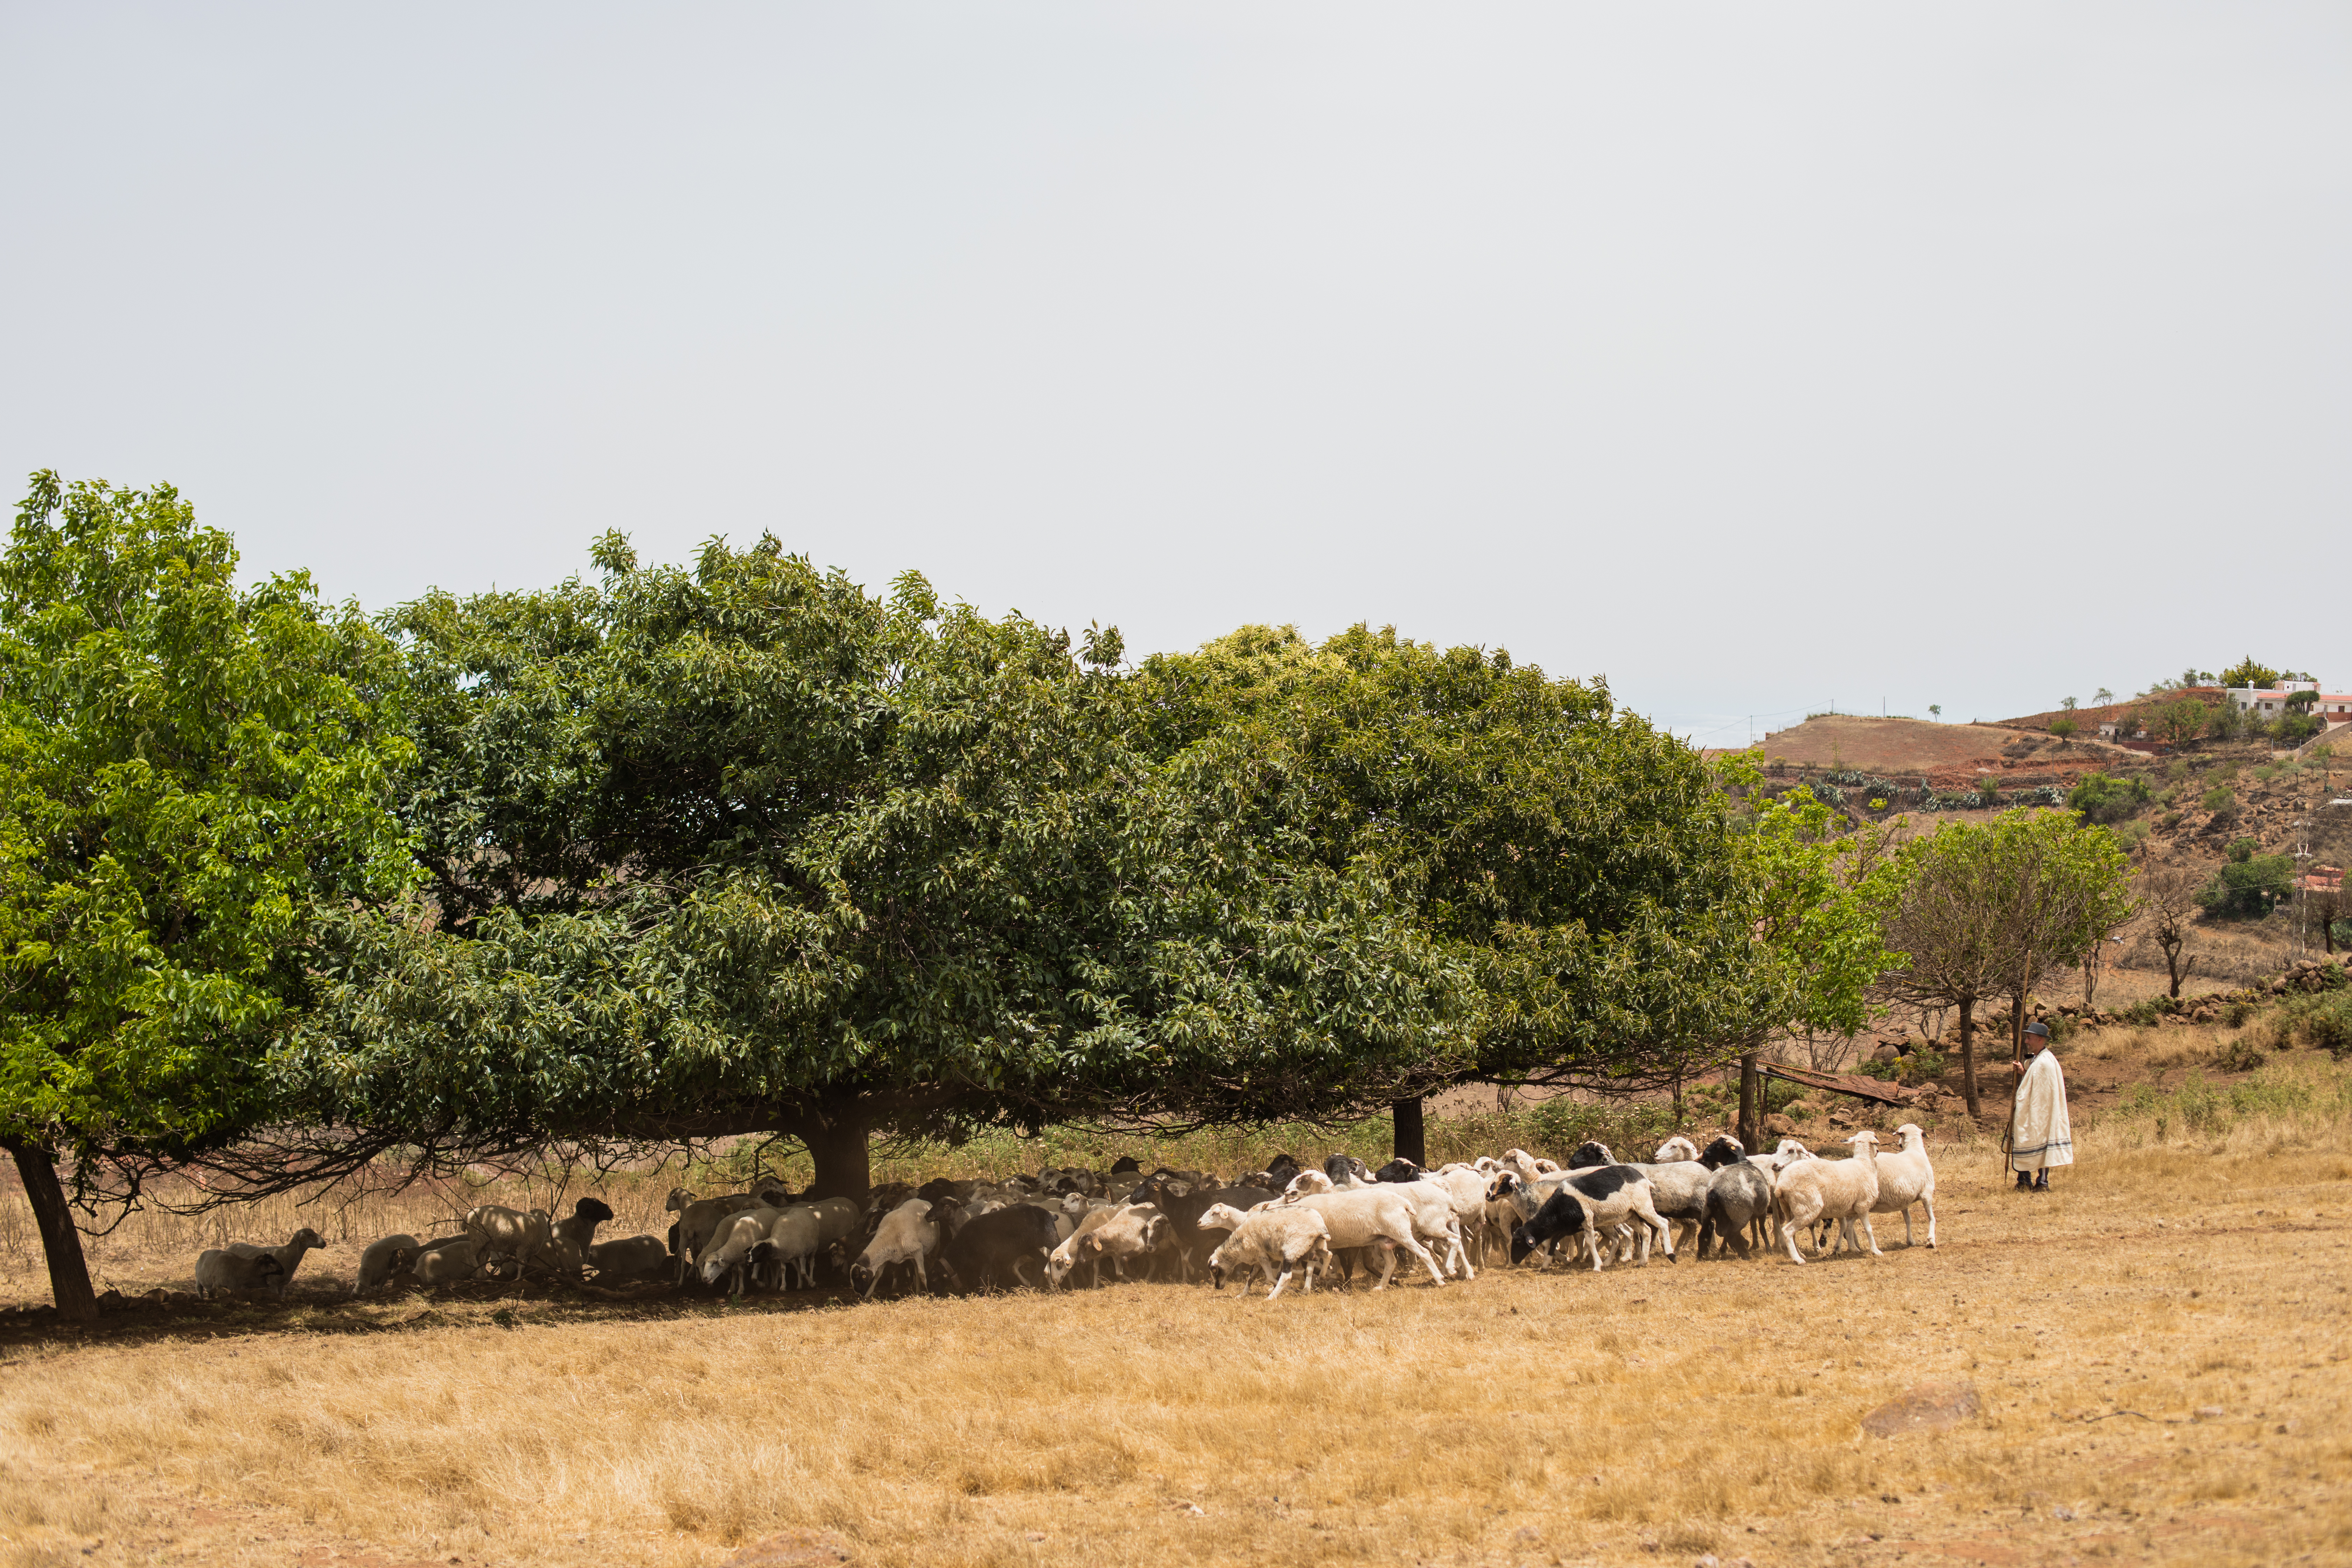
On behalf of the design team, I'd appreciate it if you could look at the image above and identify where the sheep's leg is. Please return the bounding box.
[1861,1214,1883,1257]
[1780,1205,1809,1264]
[1401,1232,1447,1286]
[1267,1264,1294,1301]
[1921,1194,1937,1250]
[1901,1206,1915,1249]
[1369,1238,1401,1292]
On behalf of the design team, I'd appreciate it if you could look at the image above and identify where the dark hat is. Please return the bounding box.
[2023,1021,2050,1038]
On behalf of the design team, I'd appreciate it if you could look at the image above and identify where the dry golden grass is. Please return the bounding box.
[2,1116,2350,1567]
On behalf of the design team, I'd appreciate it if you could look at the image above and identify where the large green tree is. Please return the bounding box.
[1128,624,1786,1159]
[0,474,413,1318]
[276,543,1455,1198]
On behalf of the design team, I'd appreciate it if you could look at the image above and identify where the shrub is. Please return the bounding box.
[2227,836,2261,863]
[2278,711,2323,744]
[2049,717,2078,740]
[2198,852,2296,918]
[2224,998,2258,1028]
[1899,1048,1948,1085]
[2216,1035,2265,1073]
[2110,821,2150,854]
[2203,784,2237,815]
[2160,810,2183,830]
[2302,998,2352,1060]
[2068,771,2152,824]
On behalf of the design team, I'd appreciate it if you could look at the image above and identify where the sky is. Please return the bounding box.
[3,5,2346,742]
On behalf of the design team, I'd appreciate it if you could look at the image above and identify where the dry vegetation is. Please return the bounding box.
[1,1054,2349,1568]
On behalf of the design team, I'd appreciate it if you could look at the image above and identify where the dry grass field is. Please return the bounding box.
[1,1054,2349,1568]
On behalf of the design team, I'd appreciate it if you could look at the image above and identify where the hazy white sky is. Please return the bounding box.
[4,5,2346,739]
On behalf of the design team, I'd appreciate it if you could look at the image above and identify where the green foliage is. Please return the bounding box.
[2155,699,2210,745]
[2302,999,2352,1059]
[2214,1034,2265,1073]
[2048,716,2078,740]
[2203,785,2237,815]
[1715,759,1907,1050]
[2277,711,2322,744]
[2067,771,2151,824]
[1142,625,1783,1094]
[289,559,1469,1176]
[2197,852,2295,918]
[0,473,414,1164]
[2226,836,2260,864]
[2108,821,2150,855]
[2220,657,2280,690]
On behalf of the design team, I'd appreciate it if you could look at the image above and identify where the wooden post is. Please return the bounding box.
[1737,1053,1759,1154]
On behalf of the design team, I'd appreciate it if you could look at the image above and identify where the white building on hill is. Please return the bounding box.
[2226,680,2352,725]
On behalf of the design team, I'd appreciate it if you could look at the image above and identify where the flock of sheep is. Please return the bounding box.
[191,1124,1938,1303]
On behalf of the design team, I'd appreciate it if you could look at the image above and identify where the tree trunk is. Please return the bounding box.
[802,1103,871,1204]
[1958,998,1980,1119]
[1391,1097,1426,1167]
[4,1139,98,1322]
[1737,1053,1759,1155]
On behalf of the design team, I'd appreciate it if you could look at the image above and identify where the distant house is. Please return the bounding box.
[2298,866,2343,894]
[2224,680,2350,720]
[2097,721,2119,740]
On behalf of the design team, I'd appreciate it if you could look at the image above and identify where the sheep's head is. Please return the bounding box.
[1698,1136,1746,1169]
[1484,1172,1521,1203]
[1566,1141,1615,1170]
[1196,1203,1246,1231]
[663,1186,693,1213]
[576,1197,616,1224]
[287,1227,327,1251]
[1281,1170,1334,1202]
[1507,1225,1542,1266]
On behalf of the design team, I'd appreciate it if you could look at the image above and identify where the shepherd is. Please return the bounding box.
[2007,1020,2072,1192]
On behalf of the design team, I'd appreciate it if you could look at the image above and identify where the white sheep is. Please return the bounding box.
[663,1188,767,1284]
[544,1197,616,1274]
[355,1233,420,1292]
[411,1235,496,1286]
[194,1248,286,1298]
[1275,1187,1446,1290]
[696,1205,786,1294]
[1869,1123,1938,1249]
[223,1227,327,1295]
[1047,1203,1169,1287]
[585,1234,671,1281]
[1653,1135,1701,1163]
[1206,1207,1334,1299]
[462,1204,552,1271]
[849,1198,943,1297]
[1772,1131,1883,1264]
[749,1206,827,1292]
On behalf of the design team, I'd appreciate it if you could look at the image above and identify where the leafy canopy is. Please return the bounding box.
[279,547,1456,1167]
[0,473,413,1162]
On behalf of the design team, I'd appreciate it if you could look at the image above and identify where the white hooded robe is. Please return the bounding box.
[2009,1046,2073,1172]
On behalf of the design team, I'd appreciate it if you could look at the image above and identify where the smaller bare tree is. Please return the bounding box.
[2140,859,2202,998]
[2311,886,2343,955]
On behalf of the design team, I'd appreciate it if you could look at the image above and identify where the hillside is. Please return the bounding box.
[1715,713,2134,787]
[1722,713,2352,1000]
